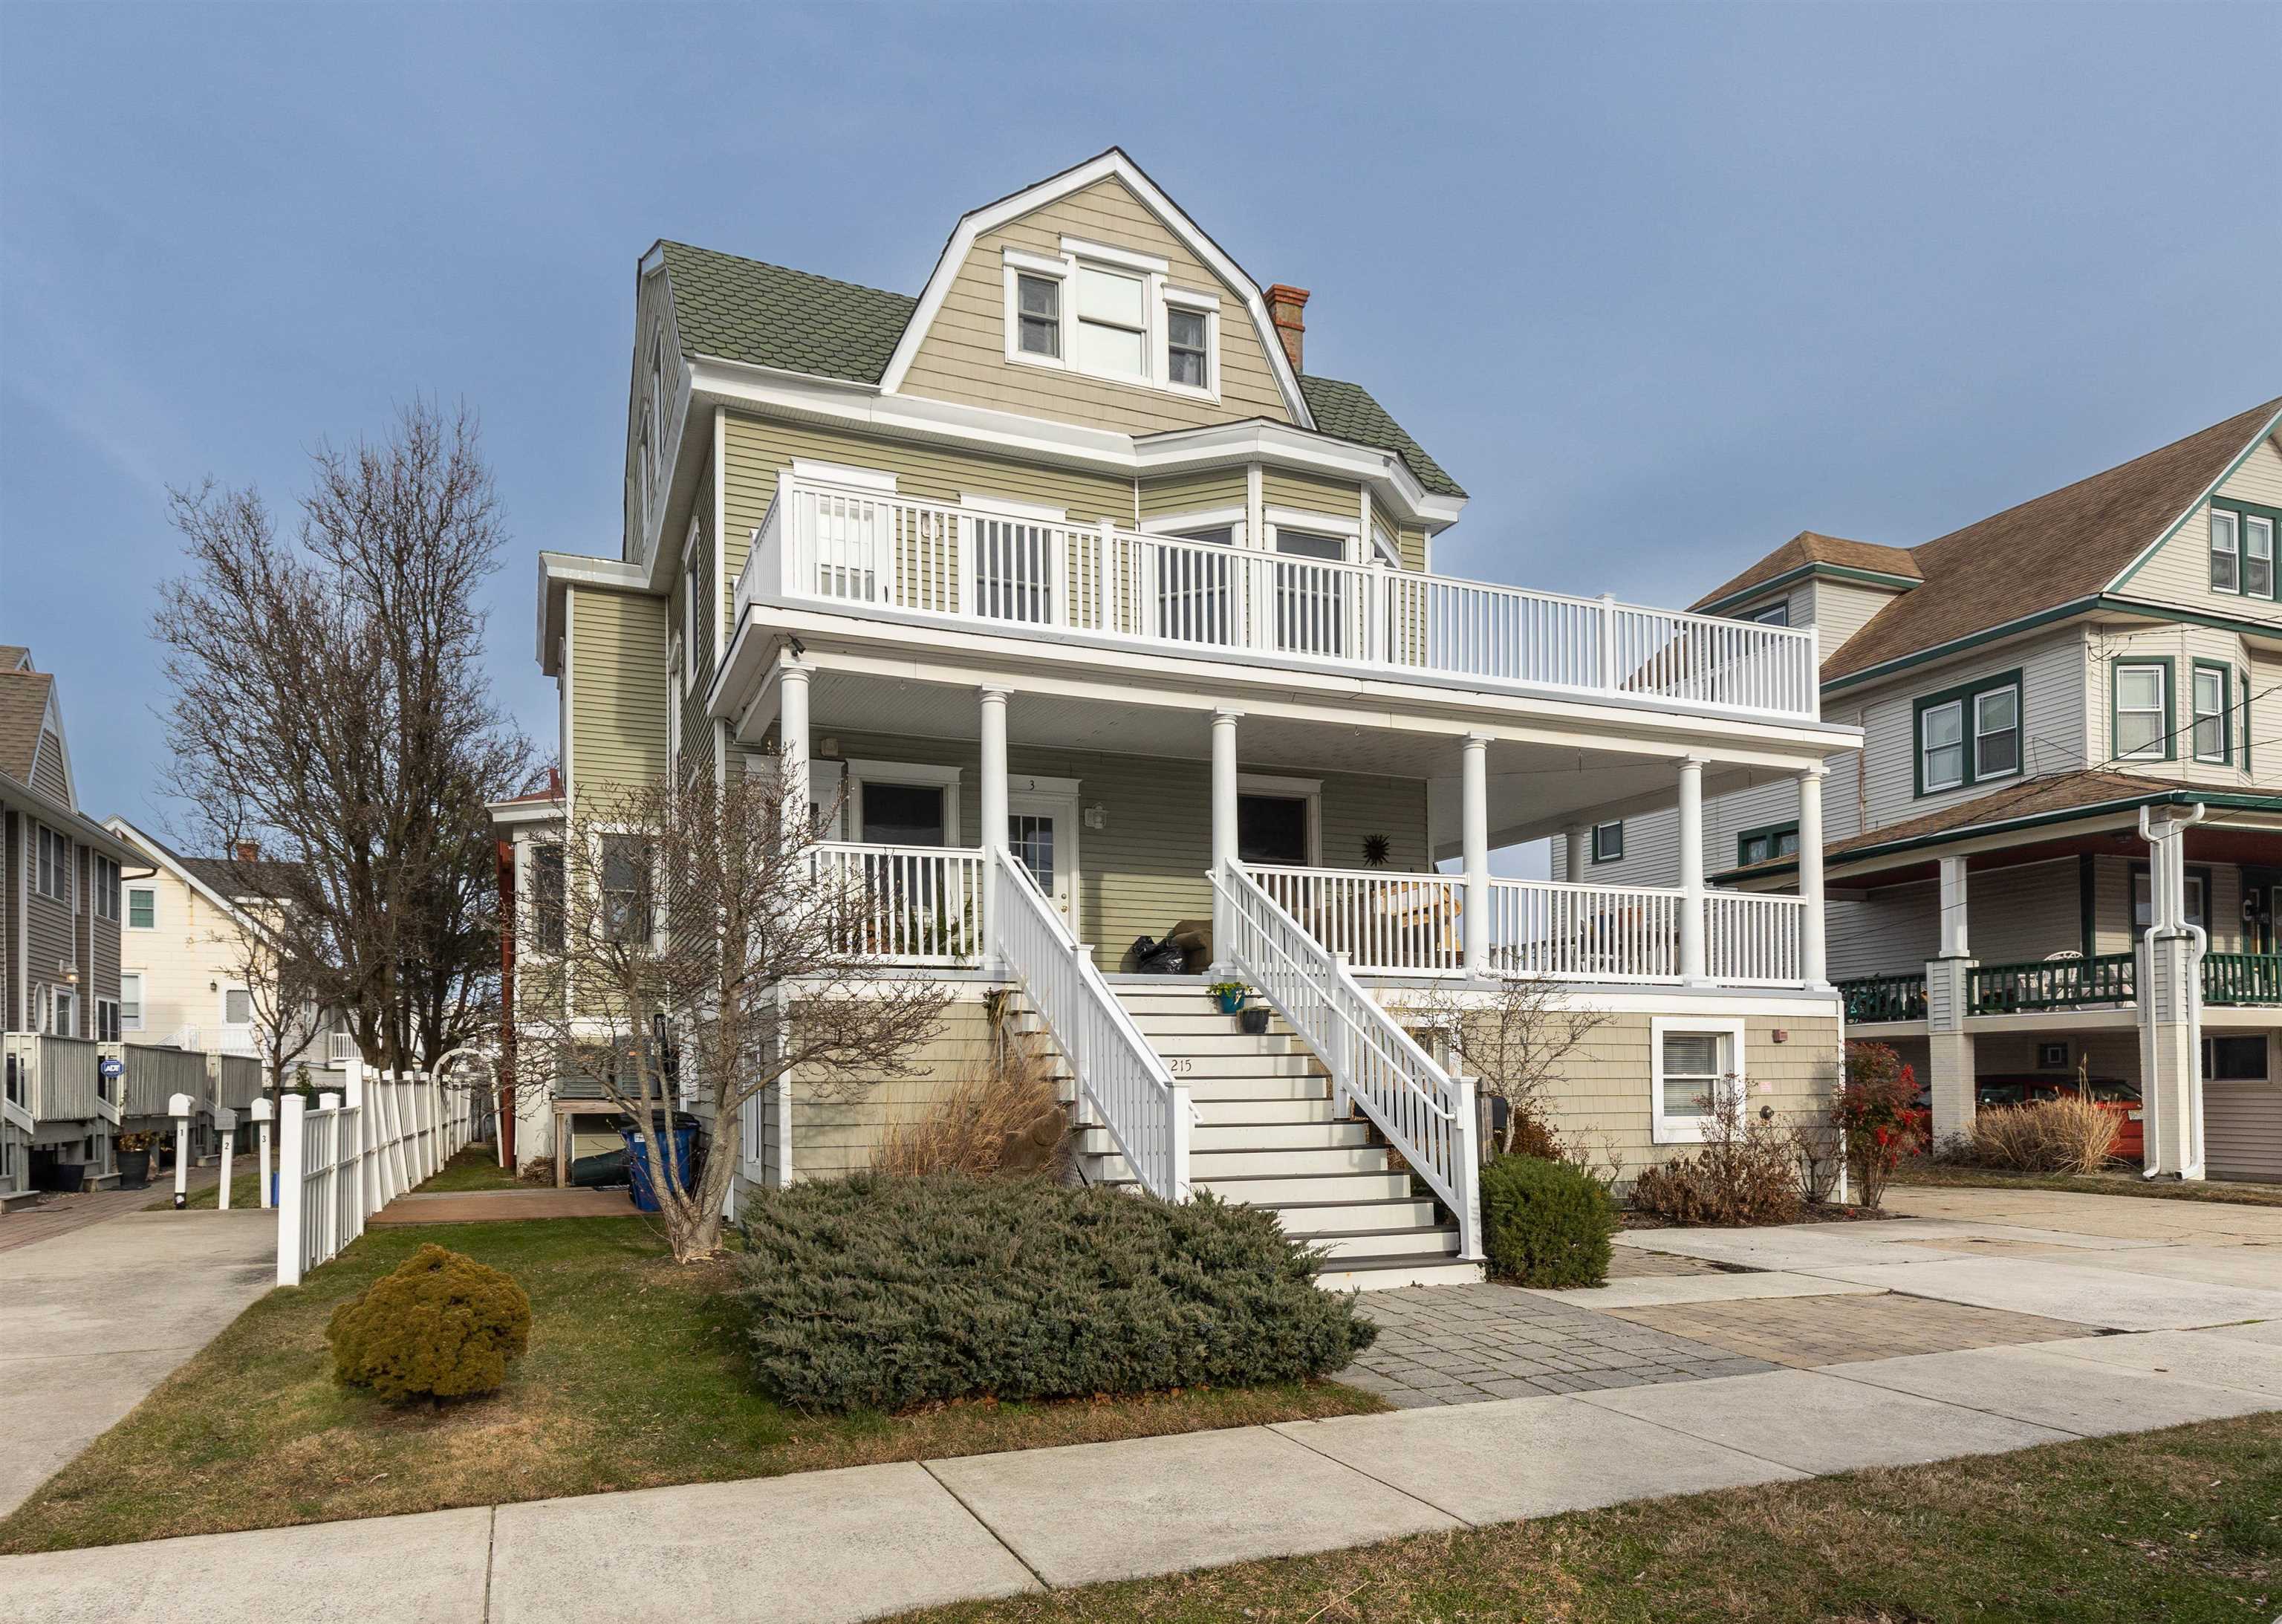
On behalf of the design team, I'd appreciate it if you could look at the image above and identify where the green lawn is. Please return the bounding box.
[415,1143,524,1192]
[1896,1162,2282,1208]
[0,1217,1377,1553]
[899,1414,2282,1623]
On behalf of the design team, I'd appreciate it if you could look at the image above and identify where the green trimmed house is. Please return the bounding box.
[498,151,1857,1283]
[1565,398,2282,1183]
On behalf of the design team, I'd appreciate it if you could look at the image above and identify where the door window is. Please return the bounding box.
[1008,813,1056,889]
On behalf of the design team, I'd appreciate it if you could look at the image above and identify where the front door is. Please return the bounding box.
[1007,793,1079,933]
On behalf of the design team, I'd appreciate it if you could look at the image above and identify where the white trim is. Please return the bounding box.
[845,759,964,846]
[878,149,1313,430]
[683,356,1463,530]
[1007,786,1083,936]
[959,491,1066,523]
[1160,283,1220,313]
[1139,506,1247,537]
[1001,245,1069,278]
[1650,1015,1746,1144]
[1057,234,1168,275]
[1264,505,1362,539]
[790,458,897,493]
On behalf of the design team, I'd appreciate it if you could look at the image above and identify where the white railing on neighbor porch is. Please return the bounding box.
[811,842,988,966]
[739,476,1820,721]
[276,1059,474,1287]
[992,848,1190,1202]
[1214,862,1481,1261]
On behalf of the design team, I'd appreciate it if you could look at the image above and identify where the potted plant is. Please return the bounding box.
[1239,1002,1272,1036]
[115,1131,155,1189]
[1206,979,1249,1016]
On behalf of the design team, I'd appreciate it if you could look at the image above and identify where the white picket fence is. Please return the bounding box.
[276,1057,475,1286]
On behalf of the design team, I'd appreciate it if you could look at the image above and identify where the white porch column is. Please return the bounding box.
[1460,734,1490,976]
[1927,853,1976,1144]
[1563,824,1587,884]
[1798,764,1827,987]
[1677,756,1706,983]
[978,687,1010,852]
[979,686,1010,966]
[778,657,812,830]
[2139,808,2208,1180]
[1210,709,1241,969]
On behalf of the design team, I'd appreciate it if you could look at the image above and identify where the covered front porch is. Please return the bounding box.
[731,644,1832,994]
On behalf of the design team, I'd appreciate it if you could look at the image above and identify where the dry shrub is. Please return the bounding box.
[1964,1097,2121,1174]
[874,1024,1067,1179]
[1630,1108,1803,1227]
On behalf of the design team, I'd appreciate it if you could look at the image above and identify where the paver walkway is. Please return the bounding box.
[0,1163,221,1253]
[0,1206,275,1517]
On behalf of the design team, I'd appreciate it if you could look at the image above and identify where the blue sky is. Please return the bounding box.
[4,2,2278,836]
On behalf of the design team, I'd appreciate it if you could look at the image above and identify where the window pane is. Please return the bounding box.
[2248,518,2274,597]
[1593,821,1623,861]
[2117,666,2162,708]
[1076,319,1145,377]
[1168,345,1206,388]
[533,846,566,952]
[1663,1034,1722,1074]
[2194,669,2226,758]
[128,888,154,929]
[862,783,946,847]
[1008,813,1055,889]
[1168,308,1206,351]
[1922,701,1962,748]
[1740,835,1768,865]
[2211,510,2239,591]
[1017,274,1059,318]
[119,975,141,1023]
[1238,795,1310,865]
[1974,688,2019,776]
[225,989,251,1024]
[1749,600,1789,626]
[1775,828,1799,857]
[1076,265,1144,326]
[1274,529,1345,560]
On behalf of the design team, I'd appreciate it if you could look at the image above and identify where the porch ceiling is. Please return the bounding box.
[786,663,1778,847]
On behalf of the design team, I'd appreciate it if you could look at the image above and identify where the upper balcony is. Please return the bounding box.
[732,475,1821,725]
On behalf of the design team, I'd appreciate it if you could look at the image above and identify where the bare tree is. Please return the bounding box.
[1397,976,1609,1157]
[157,401,534,1071]
[217,894,329,1105]
[513,757,952,1261]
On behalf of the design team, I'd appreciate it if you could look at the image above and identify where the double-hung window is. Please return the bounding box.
[1914,670,2023,795]
[1005,241,1218,397]
[33,827,73,904]
[600,835,653,943]
[2113,660,2171,761]
[1652,1019,1744,1143]
[92,856,120,922]
[127,886,155,929]
[118,972,143,1033]
[2246,516,2275,598]
[2192,663,2231,763]
[2211,508,2240,593]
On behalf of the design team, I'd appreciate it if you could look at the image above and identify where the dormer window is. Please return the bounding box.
[1003,240,1218,399]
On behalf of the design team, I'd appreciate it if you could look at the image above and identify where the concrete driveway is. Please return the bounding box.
[0,1207,276,1516]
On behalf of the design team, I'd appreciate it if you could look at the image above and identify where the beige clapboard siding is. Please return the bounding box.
[2115,431,2282,609]
[1521,1013,1839,1182]
[721,413,1135,596]
[1260,467,1359,521]
[1801,576,1908,655]
[2087,619,2265,790]
[2208,1079,2282,1182]
[774,998,998,1182]
[815,727,1428,969]
[1137,468,1246,522]
[567,586,669,796]
[900,176,1292,435]
[1398,525,1427,574]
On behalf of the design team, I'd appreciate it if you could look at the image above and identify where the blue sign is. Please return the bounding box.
[99,1058,125,1079]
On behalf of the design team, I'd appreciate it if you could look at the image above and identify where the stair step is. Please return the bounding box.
[1190,1170,1414,1204]
[1123,1012,1289,1036]
[1317,1258,1486,1291]
[1148,1033,1309,1058]
[1309,1226,1461,1261]
[1267,1198,1444,1234]
[1191,1097,1330,1126]
[1079,1120,1368,1156]
[1191,1145,1389,1177]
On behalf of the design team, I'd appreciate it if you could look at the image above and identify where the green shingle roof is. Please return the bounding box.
[658,241,914,386]
[1297,374,1464,498]
[656,240,1463,499]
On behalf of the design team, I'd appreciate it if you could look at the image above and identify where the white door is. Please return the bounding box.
[1007,793,1079,933]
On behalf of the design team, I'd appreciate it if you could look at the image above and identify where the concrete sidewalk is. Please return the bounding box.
[0,1206,276,1517]
[6,1319,2278,1624]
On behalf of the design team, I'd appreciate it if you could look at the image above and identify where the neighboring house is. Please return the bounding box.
[1,646,140,1200]
[498,149,1856,1283]
[1560,398,2282,1183]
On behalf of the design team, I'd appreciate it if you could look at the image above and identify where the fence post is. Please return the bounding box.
[276,1093,307,1287]
[1452,1076,1485,1263]
[318,1093,342,1262]
[252,1097,273,1209]
[1168,1085,1192,1204]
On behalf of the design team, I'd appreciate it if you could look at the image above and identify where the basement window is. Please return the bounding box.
[1651,1018,1745,1144]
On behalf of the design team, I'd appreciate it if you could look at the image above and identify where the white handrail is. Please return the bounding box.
[1246,865,1466,975]
[810,842,987,966]
[741,475,1820,721]
[991,848,1189,1202]
[1213,861,1481,1261]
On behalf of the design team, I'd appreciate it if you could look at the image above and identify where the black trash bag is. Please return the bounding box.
[1130,935,1188,974]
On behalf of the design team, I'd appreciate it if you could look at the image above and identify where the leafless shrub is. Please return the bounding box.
[1396,978,1608,1158]
[875,1008,1068,1180]
[1963,1098,2121,1175]
[1630,1086,1804,1226]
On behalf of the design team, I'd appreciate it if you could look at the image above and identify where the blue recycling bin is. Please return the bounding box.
[621,1124,697,1212]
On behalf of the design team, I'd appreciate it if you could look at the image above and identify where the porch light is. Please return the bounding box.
[1085,805,1108,830]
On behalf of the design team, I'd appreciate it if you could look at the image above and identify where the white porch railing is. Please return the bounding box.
[1704,892,1810,987]
[276,1059,475,1286]
[993,848,1190,1201]
[811,842,987,966]
[1248,866,1466,975]
[1214,862,1481,1261]
[1486,878,1684,982]
[739,476,1820,721]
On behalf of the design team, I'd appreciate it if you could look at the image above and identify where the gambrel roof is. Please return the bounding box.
[646,150,1465,500]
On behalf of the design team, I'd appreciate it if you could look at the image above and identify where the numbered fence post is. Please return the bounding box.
[251,1097,273,1209]
[215,1108,237,1210]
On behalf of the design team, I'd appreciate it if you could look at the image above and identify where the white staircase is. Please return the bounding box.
[1079,980,1481,1290]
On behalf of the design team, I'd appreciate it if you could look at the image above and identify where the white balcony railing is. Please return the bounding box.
[1249,866,1466,976]
[810,842,988,967]
[738,477,1820,721]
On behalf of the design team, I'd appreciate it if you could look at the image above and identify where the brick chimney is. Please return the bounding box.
[1265,285,1309,373]
[233,840,260,865]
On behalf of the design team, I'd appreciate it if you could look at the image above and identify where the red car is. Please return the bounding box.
[1973,1074,2143,1163]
